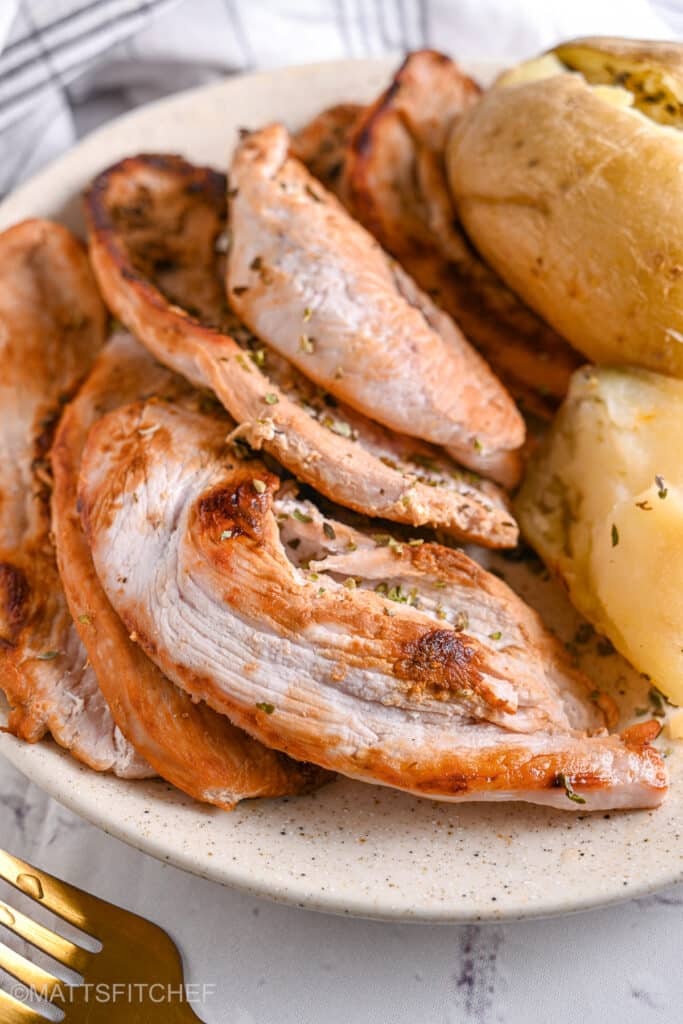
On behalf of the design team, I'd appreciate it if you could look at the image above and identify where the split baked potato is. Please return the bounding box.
[447,38,683,377]
[516,365,683,706]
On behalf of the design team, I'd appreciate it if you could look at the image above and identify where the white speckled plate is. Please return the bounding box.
[1,57,682,923]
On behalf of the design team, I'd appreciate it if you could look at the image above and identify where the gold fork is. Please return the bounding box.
[0,848,207,1022]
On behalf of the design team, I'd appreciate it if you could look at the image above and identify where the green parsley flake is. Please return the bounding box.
[611,523,619,547]
[472,438,483,452]
[293,509,312,524]
[263,393,279,405]
[409,452,439,471]
[324,417,353,439]
[489,630,502,641]
[78,614,92,625]
[556,772,586,805]
[656,474,668,499]
[256,702,275,714]
[300,334,315,353]
[408,538,424,547]
[220,529,233,540]
[252,479,267,494]
[303,307,313,321]
[343,578,357,590]
[454,611,469,632]
[250,349,266,367]
[323,522,336,540]
[36,650,60,661]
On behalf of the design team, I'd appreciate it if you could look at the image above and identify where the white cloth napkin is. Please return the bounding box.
[0,0,679,198]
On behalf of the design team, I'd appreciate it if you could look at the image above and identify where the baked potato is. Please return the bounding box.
[516,364,683,705]
[446,38,683,377]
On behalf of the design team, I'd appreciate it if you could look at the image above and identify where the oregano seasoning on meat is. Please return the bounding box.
[292,509,312,523]
[323,522,336,540]
[256,702,275,714]
[611,523,619,547]
[556,772,586,804]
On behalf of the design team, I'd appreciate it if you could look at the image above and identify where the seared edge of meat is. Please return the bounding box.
[0,218,150,777]
[290,102,363,195]
[78,398,667,811]
[51,330,331,806]
[84,153,518,548]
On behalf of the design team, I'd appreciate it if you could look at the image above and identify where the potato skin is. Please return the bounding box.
[447,64,683,377]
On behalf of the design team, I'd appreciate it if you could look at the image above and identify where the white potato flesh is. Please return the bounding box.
[516,365,683,705]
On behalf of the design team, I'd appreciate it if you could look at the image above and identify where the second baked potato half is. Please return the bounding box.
[447,37,683,377]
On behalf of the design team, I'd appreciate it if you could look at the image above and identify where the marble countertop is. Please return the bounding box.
[1,755,681,1022]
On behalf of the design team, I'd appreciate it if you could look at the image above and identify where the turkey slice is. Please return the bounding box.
[78,398,667,811]
[338,50,581,418]
[228,123,525,486]
[51,330,331,807]
[85,153,516,548]
[0,219,149,777]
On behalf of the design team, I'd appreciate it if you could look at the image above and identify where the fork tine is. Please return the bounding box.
[0,938,62,1000]
[0,986,47,1024]
[0,849,110,938]
[0,899,90,973]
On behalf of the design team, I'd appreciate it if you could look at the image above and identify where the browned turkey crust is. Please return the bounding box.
[0,219,150,777]
[290,102,363,194]
[84,153,518,548]
[51,331,328,806]
[339,50,581,418]
[78,397,667,811]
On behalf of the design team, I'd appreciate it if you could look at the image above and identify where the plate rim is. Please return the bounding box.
[1,55,681,924]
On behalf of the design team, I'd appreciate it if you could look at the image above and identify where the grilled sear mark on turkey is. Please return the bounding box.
[228,123,525,486]
[291,102,362,195]
[85,153,517,547]
[79,399,667,811]
[51,331,328,806]
[332,51,581,418]
[0,219,149,777]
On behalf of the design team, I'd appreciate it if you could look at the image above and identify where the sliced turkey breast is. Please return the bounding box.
[51,331,327,807]
[78,398,667,811]
[0,219,150,777]
[85,153,517,548]
[338,50,581,418]
[227,123,525,485]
